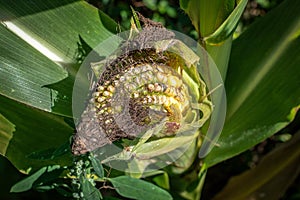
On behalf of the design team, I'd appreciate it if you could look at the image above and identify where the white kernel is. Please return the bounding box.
[133,92,139,98]
[147,96,152,103]
[119,76,125,82]
[148,84,155,91]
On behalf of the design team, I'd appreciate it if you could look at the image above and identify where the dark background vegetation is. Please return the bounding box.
[1,0,299,199]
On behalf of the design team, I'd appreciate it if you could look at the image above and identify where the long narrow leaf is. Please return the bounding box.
[205,0,300,167]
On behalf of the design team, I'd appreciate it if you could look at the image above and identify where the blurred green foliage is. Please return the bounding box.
[86,0,199,39]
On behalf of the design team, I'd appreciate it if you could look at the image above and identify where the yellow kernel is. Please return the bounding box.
[167,76,179,87]
[98,86,105,91]
[107,85,115,93]
[93,92,101,97]
[97,96,105,102]
[103,91,111,97]
[158,95,166,104]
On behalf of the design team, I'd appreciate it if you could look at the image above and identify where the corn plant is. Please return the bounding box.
[0,0,299,199]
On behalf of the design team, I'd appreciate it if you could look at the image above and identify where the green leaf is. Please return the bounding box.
[0,113,15,155]
[205,0,300,167]
[80,175,103,200]
[10,166,47,193]
[213,131,300,200]
[180,0,236,36]
[0,0,118,172]
[134,134,196,159]
[179,0,240,80]
[153,172,170,190]
[0,95,73,173]
[27,141,70,160]
[204,0,248,45]
[0,0,115,116]
[109,176,172,200]
[89,154,104,179]
[0,24,68,113]
[31,165,66,193]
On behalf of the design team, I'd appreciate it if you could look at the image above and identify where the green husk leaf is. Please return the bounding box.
[109,176,172,200]
[204,0,248,45]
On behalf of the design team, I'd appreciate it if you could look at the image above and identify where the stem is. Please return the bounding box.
[205,36,233,81]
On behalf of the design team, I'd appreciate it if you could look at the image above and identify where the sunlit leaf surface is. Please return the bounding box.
[0,0,115,116]
[205,0,300,167]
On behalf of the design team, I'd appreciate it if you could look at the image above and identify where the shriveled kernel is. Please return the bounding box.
[154,83,162,92]
[152,95,159,104]
[113,80,119,86]
[159,95,167,104]
[156,65,164,72]
[89,98,95,103]
[119,76,125,82]
[156,72,167,83]
[133,67,141,74]
[126,83,136,91]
